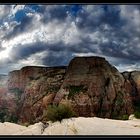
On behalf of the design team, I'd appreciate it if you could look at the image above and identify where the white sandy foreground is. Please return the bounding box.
[1,116,140,135]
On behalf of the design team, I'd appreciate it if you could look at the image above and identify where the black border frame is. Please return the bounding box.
[0,1,140,139]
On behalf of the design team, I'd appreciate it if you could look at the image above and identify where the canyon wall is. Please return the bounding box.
[0,56,140,123]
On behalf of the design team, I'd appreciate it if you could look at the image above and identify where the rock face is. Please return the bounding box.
[0,75,17,122]
[0,75,8,97]
[0,56,140,124]
[0,121,45,135]
[54,57,133,119]
[0,66,66,123]
[8,66,50,91]
[0,75,8,87]
[8,66,67,124]
[19,67,66,124]
[122,71,140,104]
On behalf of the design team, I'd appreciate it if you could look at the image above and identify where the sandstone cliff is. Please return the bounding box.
[0,74,17,122]
[122,71,140,107]
[0,56,140,124]
[7,66,66,124]
[53,57,134,119]
[18,66,66,123]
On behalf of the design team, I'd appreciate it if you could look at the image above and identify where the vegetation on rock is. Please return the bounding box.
[133,102,140,119]
[0,108,18,123]
[66,85,87,99]
[121,114,129,120]
[45,104,76,122]
[134,111,140,119]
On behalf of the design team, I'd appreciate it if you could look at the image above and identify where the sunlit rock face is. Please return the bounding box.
[6,66,67,123]
[18,66,67,124]
[8,66,50,91]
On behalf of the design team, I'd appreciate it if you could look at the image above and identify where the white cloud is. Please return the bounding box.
[0,5,140,74]
[0,5,12,19]
[11,5,25,16]
[117,63,140,72]
[63,22,81,45]
[120,5,140,32]
[17,51,47,67]
[72,52,99,57]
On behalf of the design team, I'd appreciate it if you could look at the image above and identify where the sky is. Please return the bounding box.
[0,4,140,74]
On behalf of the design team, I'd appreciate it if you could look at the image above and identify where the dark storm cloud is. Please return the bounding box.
[74,5,140,66]
[10,42,47,60]
[100,6,126,28]
[39,5,69,23]
[6,39,95,69]
[0,5,140,73]
[9,40,91,62]
[10,42,70,65]
[42,51,73,66]
[3,15,34,40]
[99,41,140,61]
[76,5,126,32]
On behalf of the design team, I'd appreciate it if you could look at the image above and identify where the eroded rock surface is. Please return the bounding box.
[54,57,134,119]
[0,56,140,124]
[11,66,67,123]
[122,71,140,104]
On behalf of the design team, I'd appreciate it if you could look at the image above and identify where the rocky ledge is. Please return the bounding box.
[0,116,140,135]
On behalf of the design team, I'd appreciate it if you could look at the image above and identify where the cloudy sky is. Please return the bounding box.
[0,4,140,74]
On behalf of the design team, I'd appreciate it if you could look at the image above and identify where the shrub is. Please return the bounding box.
[115,91,124,107]
[134,111,140,119]
[21,122,30,127]
[133,101,140,119]
[45,104,76,122]
[9,88,23,95]
[0,108,8,122]
[47,86,60,93]
[121,114,129,120]
[0,108,18,123]
[10,115,18,123]
[67,85,87,99]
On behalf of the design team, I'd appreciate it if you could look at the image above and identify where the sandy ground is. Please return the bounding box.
[0,117,140,135]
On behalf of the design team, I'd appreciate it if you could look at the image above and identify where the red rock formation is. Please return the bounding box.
[8,66,49,91]
[0,75,17,122]
[54,56,134,119]
[16,66,66,123]
[122,71,140,104]
[130,71,140,100]
[1,57,140,123]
